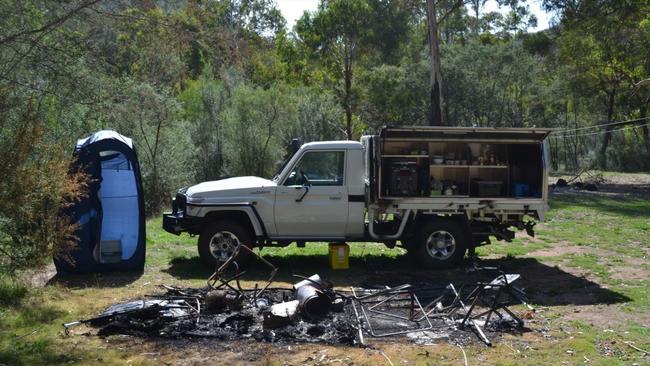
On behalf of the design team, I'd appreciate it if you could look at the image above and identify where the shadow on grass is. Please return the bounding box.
[164,254,630,308]
[163,253,411,283]
[0,334,94,366]
[0,302,75,366]
[45,269,143,289]
[551,189,650,218]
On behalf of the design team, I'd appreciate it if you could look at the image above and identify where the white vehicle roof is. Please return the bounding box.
[301,140,362,150]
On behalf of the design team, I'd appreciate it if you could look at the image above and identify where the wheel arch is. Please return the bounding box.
[199,206,266,239]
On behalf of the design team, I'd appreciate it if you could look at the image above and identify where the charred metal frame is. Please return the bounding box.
[459,274,533,330]
[348,271,533,346]
[206,243,278,303]
[351,285,434,337]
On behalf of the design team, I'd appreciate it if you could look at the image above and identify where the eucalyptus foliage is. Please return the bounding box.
[0,0,648,271]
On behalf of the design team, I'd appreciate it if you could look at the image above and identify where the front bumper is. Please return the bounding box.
[162,212,204,235]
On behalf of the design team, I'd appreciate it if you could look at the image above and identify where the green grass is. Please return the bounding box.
[542,195,650,256]
[475,237,550,257]
[0,276,134,365]
[473,192,648,260]
[1,188,649,365]
[0,274,28,307]
[469,192,650,364]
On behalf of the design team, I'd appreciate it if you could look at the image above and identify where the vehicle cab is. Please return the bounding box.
[271,141,366,240]
[162,141,365,265]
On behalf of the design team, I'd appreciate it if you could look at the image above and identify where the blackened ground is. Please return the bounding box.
[91,287,360,345]
[88,281,528,348]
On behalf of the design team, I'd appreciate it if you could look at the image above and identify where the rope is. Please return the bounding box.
[550,116,650,134]
[550,121,650,139]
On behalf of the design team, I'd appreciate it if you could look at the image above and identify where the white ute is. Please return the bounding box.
[163,126,551,269]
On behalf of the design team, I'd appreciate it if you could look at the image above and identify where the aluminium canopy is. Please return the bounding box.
[380,126,554,143]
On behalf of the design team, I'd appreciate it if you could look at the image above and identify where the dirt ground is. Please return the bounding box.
[5,172,649,365]
[56,248,647,365]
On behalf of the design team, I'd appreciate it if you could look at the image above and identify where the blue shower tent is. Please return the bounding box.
[54,131,146,273]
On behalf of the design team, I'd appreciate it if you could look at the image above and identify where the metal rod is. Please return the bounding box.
[352,286,434,338]
[350,299,365,345]
[352,284,412,300]
[449,283,492,346]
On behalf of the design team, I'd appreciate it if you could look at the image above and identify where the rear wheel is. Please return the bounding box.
[412,219,468,269]
[198,220,254,268]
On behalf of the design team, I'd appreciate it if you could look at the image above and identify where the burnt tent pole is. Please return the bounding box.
[426,0,445,126]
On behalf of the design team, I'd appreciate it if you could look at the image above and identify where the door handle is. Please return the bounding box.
[329,196,342,200]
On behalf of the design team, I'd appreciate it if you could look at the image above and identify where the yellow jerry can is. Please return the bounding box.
[328,242,349,270]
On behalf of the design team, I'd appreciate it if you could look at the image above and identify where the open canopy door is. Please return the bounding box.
[380,126,553,143]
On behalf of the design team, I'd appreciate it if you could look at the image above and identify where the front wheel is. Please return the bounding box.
[412,219,468,269]
[198,220,253,268]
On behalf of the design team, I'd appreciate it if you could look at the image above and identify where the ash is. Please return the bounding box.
[66,252,532,347]
[88,286,359,345]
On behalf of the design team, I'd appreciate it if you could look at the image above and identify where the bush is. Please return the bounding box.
[0,103,87,274]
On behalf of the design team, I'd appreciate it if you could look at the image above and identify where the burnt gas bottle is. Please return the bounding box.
[295,284,331,319]
[293,274,332,319]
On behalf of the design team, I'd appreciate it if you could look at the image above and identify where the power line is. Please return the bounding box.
[550,121,650,139]
[550,116,650,134]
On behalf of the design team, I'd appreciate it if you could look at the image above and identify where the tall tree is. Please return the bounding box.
[426,0,445,126]
[425,0,469,126]
[296,0,373,138]
[548,0,650,168]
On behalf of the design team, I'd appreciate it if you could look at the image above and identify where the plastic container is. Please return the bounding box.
[514,183,530,197]
[474,180,503,197]
[328,242,349,270]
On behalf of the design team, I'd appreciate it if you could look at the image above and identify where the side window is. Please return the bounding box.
[284,151,345,186]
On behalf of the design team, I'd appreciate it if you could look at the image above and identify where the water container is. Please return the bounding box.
[328,243,349,270]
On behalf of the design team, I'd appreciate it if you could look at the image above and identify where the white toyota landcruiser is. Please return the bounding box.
[163,126,551,269]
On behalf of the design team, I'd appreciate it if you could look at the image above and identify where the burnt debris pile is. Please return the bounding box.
[76,285,358,344]
[64,245,534,346]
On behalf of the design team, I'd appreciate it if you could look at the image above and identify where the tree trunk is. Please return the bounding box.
[641,95,650,156]
[474,0,480,35]
[571,103,579,169]
[549,136,559,171]
[599,88,616,169]
[343,45,353,139]
[426,0,445,126]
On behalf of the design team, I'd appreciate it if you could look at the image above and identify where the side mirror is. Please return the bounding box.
[285,171,300,186]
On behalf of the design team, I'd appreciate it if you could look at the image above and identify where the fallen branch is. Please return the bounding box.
[14,329,39,341]
[456,344,468,366]
[379,350,394,366]
[624,341,649,355]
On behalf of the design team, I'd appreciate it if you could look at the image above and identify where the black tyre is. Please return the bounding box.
[412,219,468,269]
[198,220,254,268]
